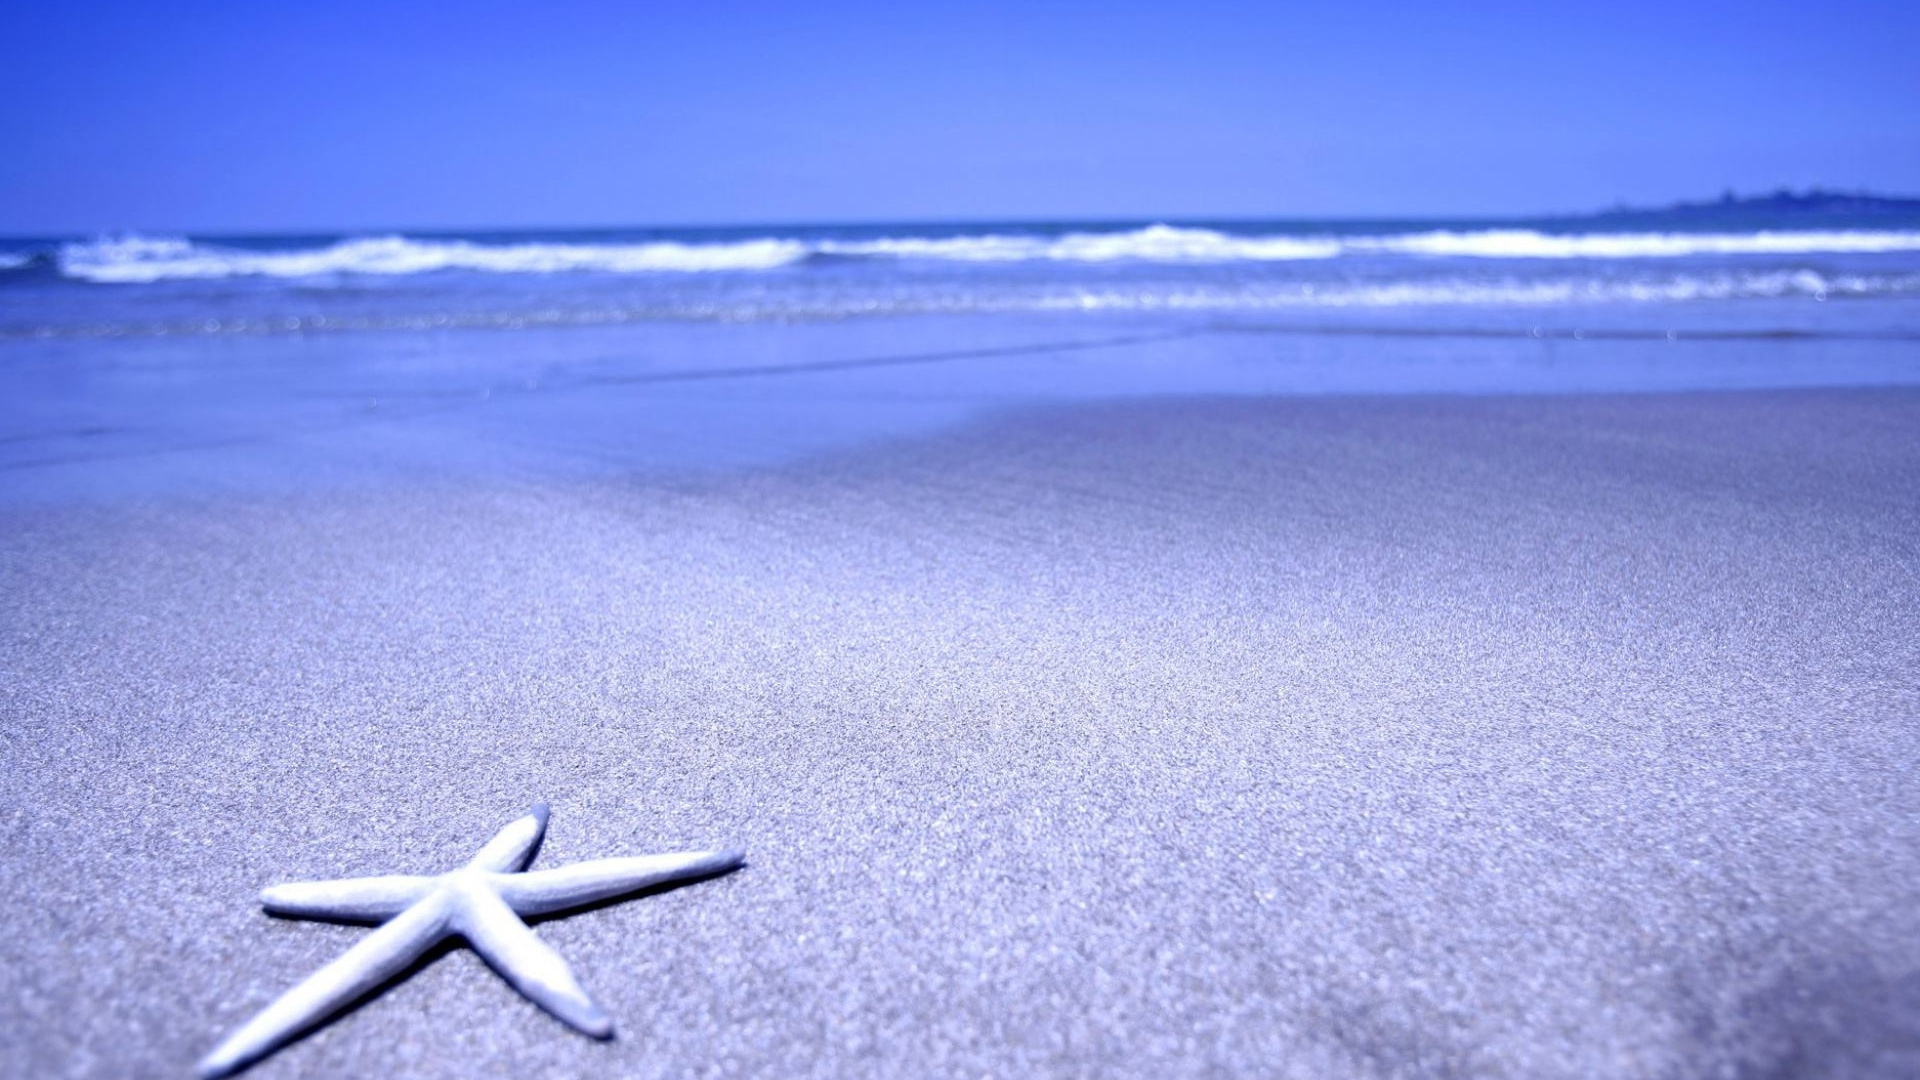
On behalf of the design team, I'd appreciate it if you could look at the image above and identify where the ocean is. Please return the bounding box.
[7,216,1920,337]
[5,214,1920,500]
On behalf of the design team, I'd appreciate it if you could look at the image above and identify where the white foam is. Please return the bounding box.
[818,225,1920,263]
[18,268,1912,340]
[822,225,1342,262]
[59,234,809,283]
[1009,270,1906,312]
[1358,229,1920,258]
[51,226,1920,284]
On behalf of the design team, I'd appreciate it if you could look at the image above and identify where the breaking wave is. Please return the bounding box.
[58,234,809,283]
[50,225,1920,283]
[1359,229,1920,258]
[10,270,1917,340]
[822,227,1343,263]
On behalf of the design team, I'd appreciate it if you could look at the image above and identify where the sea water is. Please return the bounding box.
[9,217,1920,334]
[4,216,1918,500]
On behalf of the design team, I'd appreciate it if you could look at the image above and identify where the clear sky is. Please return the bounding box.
[4,0,1917,233]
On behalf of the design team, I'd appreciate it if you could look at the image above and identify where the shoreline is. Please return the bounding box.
[6,307,1920,509]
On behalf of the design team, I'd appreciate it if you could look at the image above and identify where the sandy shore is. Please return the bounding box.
[4,388,1918,1078]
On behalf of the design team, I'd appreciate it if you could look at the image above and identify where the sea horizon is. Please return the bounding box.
[10,185,1918,243]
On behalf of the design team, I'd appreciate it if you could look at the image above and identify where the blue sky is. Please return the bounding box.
[4,0,1916,232]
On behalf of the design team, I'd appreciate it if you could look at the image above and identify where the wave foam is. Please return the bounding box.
[1018,270,1912,311]
[819,225,1343,262]
[50,225,1920,283]
[13,270,1915,340]
[59,234,809,283]
[1359,229,1920,258]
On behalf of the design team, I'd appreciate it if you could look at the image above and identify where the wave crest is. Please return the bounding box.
[48,225,1920,283]
[819,225,1343,262]
[59,234,809,283]
[1362,229,1920,258]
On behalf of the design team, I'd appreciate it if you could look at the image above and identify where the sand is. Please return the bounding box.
[3,388,1919,1078]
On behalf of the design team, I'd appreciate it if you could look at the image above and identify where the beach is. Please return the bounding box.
[11,0,1920,1068]
[9,2,1920,1073]
[5,368,1918,1077]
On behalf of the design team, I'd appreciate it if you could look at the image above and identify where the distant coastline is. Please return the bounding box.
[1569,188,1920,224]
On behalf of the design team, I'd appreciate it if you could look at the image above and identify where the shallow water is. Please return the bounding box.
[4,216,1919,503]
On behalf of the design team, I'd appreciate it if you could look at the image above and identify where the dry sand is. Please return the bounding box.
[3,388,1918,1078]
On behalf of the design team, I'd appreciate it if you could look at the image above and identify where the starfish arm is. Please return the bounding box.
[199,892,453,1079]
[466,803,550,873]
[260,875,436,922]
[492,849,746,917]
[454,885,613,1037]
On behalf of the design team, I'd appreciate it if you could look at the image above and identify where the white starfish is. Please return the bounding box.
[200,804,743,1078]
